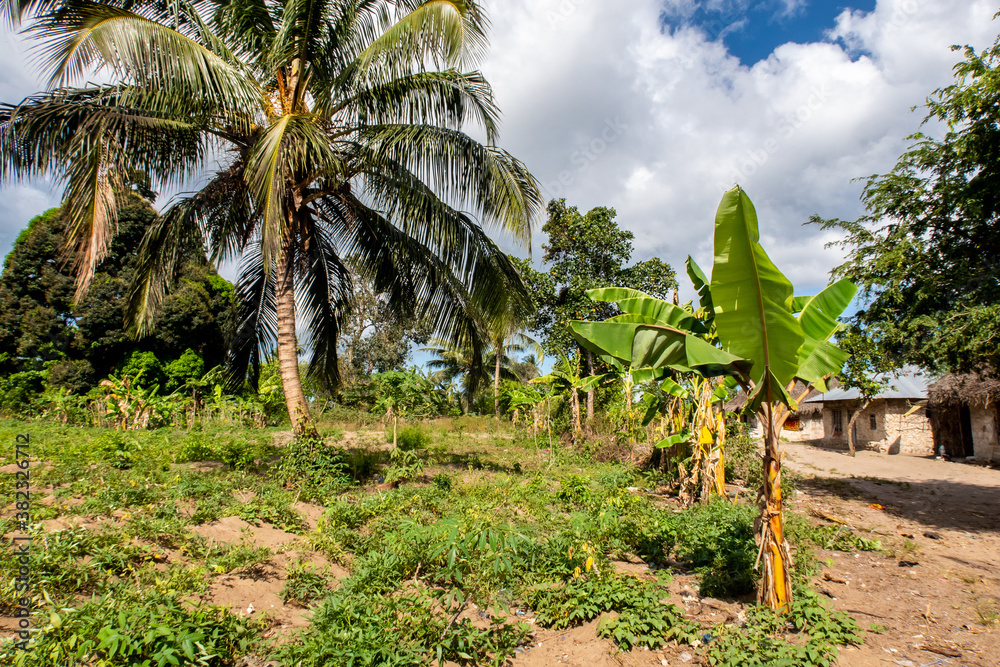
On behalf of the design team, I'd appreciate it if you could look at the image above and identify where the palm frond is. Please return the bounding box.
[325,69,499,142]
[33,0,261,114]
[60,134,125,300]
[0,85,208,189]
[316,190,531,392]
[124,192,208,337]
[342,0,487,87]
[226,244,278,390]
[359,123,541,244]
[297,215,353,389]
[213,0,279,66]
[245,113,341,269]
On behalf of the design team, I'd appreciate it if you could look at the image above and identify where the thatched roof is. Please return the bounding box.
[928,373,1000,408]
[791,403,824,417]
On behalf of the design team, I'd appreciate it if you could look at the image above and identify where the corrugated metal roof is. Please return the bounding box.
[804,368,930,403]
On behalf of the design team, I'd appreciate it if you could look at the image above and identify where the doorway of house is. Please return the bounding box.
[960,406,976,458]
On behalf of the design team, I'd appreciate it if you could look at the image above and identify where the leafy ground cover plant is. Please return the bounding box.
[276,587,528,667]
[281,561,331,606]
[706,587,862,666]
[0,592,265,667]
[531,572,699,650]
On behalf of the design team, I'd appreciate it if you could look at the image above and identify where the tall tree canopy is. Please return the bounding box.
[816,24,1000,376]
[516,199,677,358]
[0,0,541,434]
[0,196,235,392]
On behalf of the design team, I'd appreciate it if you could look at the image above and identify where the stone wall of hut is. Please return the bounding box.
[782,410,824,441]
[968,406,999,461]
[811,399,932,454]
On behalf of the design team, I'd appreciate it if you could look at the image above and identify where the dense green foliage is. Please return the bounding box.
[817,27,1000,375]
[0,415,868,666]
[0,198,234,408]
[515,199,677,358]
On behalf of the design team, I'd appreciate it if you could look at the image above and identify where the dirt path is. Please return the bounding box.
[784,443,1000,666]
[784,443,1000,534]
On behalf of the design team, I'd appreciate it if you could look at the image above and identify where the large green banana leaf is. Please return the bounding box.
[796,278,856,363]
[795,278,856,391]
[686,256,714,317]
[797,340,851,393]
[570,320,752,379]
[586,288,707,333]
[710,187,802,408]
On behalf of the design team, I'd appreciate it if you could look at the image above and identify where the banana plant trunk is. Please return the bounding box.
[585,349,595,424]
[571,388,582,439]
[757,403,793,612]
[276,226,318,438]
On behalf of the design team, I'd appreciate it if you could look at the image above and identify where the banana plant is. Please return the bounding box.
[531,354,610,440]
[569,186,855,612]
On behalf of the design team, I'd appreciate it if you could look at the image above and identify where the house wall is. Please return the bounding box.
[812,399,932,455]
[782,412,824,441]
[882,400,934,456]
[969,406,999,462]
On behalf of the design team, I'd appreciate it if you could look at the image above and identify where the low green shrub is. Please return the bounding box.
[663,501,758,598]
[706,588,862,666]
[531,573,698,650]
[281,561,331,606]
[95,432,141,469]
[392,425,432,450]
[177,433,215,462]
[277,587,527,666]
[0,593,264,667]
[273,435,351,499]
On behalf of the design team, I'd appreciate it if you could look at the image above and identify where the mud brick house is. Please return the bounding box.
[927,374,1000,463]
[798,369,933,454]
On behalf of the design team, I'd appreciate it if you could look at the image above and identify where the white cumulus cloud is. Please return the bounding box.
[482,0,998,295]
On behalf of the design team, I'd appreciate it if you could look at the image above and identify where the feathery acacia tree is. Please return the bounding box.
[0,0,541,435]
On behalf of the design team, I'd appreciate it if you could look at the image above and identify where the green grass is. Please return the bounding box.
[0,417,866,666]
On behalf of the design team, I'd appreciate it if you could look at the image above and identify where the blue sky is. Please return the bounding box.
[662,1,879,65]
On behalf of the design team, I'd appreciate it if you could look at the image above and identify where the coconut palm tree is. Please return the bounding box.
[423,331,537,414]
[487,328,542,417]
[0,0,541,435]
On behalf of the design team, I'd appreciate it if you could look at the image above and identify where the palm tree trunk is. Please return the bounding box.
[494,347,502,419]
[757,403,793,612]
[276,228,317,438]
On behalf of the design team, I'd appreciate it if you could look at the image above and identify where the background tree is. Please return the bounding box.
[515,199,677,421]
[834,328,894,456]
[336,273,433,387]
[0,0,541,437]
[0,197,234,394]
[815,22,1000,376]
